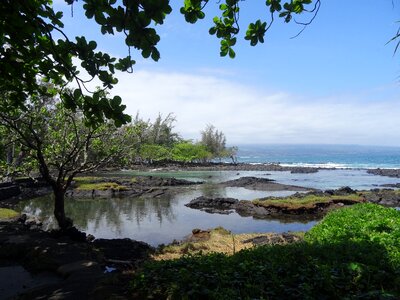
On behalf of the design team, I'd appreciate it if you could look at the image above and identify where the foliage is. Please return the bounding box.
[0,95,125,184]
[0,0,174,126]
[139,144,171,163]
[0,85,128,228]
[123,113,180,163]
[122,116,236,164]
[146,114,180,147]
[0,0,325,129]
[131,203,400,299]
[182,0,320,58]
[171,142,211,163]
[200,124,226,158]
[305,203,400,266]
[199,124,238,161]
[0,208,19,220]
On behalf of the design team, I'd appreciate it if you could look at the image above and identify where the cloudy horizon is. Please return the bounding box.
[111,69,400,147]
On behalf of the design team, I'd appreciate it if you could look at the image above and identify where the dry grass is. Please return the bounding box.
[153,227,302,261]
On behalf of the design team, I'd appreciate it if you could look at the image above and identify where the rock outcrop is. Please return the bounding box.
[220,176,312,191]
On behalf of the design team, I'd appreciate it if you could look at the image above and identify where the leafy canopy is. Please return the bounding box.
[0,0,320,125]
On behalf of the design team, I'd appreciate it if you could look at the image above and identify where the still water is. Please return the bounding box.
[18,169,399,246]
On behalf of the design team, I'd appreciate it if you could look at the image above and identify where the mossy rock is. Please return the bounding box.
[0,208,19,220]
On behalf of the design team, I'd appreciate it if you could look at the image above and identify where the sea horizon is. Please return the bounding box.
[231,143,400,169]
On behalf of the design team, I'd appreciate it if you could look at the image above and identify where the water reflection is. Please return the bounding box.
[19,194,178,237]
[18,184,316,246]
[17,169,399,246]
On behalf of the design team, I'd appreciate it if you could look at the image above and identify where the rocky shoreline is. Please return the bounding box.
[367,168,400,178]
[0,218,153,299]
[66,176,201,199]
[220,176,313,191]
[130,161,324,173]
[185,187,400,220]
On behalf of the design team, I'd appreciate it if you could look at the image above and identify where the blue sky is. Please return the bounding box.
[54,1,400,146]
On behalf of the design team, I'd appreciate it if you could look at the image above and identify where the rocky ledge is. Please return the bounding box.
[367,168,400,178]
[220,176,312,191]
[186,187,400,219]
[185,196,239,215]
[0,178,51,208]
[363,189,400,207]
[131,162,324,173]
[185,187,368,219]
[0,218,153,299]
[65,176,202,199]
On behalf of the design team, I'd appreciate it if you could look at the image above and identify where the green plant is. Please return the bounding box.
[305,203,400,266]
[131,203,400,299]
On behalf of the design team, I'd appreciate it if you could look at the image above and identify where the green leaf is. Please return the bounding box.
[228,48,235,58]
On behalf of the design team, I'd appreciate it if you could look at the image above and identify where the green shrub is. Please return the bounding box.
[305,203,400,266]
[131,203,400,299]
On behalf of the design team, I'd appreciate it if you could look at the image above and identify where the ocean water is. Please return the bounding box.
[234,144,400,169]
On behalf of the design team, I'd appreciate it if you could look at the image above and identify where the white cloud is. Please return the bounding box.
[109,69,400,146]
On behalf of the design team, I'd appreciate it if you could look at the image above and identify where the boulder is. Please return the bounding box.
[185,196,238,210]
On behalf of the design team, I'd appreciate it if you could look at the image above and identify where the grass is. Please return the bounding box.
[253,193,363,209]
[73,176,102,184]
[76,182,129,191]
[131,203,400,299]
[154,227,301,260]
[0,208,19,220]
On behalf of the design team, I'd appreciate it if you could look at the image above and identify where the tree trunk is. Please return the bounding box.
[53,186,71,230]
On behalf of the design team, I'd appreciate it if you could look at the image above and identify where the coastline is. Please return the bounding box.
[123,161,400,176]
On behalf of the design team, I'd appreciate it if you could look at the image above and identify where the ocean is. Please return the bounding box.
[234,144,400,169]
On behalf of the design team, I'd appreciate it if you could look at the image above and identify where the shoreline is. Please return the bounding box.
[122,162,400,177]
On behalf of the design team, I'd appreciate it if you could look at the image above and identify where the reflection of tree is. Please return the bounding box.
[130,193,177,228]
[199,183,227,198]
[17,193,179,236]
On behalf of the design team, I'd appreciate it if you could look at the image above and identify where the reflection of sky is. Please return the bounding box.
[78,191,317,246]
[18,169,399,246]
[19,187,316,246]
[118,169,400,190]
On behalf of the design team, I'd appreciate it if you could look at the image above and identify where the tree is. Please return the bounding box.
[172,142,212,163]
[181,0,321,58]
[147,113,180,148]
[0,88,127,229]
[140,144,171,163]
[200,124,228,160]
[0,0,324,127]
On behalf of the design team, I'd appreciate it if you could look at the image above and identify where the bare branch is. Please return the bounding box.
[291,0,321,39]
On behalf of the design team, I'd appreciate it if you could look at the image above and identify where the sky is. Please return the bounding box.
[54,1,400,146]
